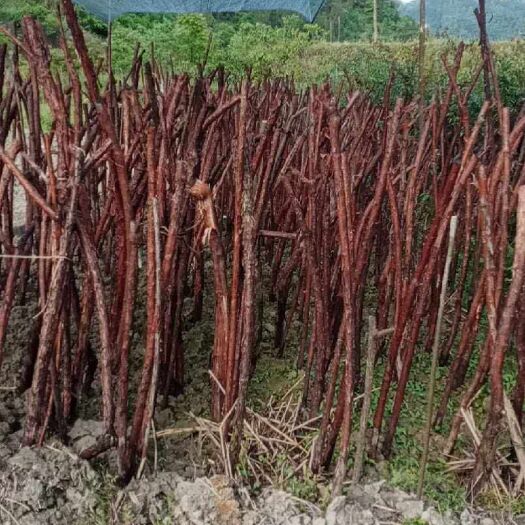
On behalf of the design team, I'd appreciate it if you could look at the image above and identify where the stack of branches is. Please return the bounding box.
[447,404,524,501]
[0,0,524,499]
[188,376,322,488]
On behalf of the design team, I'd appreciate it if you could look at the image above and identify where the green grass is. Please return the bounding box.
[85,464,120,525]
[367,352,468,512]
[403,519,429,525]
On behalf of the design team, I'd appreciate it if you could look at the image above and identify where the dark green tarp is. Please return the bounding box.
[73,0,325,22]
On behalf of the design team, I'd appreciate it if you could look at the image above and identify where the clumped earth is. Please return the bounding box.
[0,404,522,525]
[0,433,514,524]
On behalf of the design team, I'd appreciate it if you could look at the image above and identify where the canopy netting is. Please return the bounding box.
[73,0,326,23]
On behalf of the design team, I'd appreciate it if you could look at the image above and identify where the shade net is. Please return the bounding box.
[73,0,325,23]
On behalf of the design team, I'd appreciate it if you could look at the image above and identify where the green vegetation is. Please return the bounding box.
[0,0,523,112]
[365,352,467,512]
[3,1,525,113]
[318,0,418,41]
[109,12,326,77]
[403,519,429,525]
[1,0,61,35]
[0,0,106,39]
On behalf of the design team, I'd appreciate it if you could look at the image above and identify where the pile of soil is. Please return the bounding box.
[0,412,521,525]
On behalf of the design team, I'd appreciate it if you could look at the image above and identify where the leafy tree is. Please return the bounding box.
[317,0,417,41]
[111,14,211,73]
[0,0,106,40]
[0,0,59,35]
[221,16,325,77]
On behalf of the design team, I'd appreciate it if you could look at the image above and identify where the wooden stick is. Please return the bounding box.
[352,316,377,483]
[418,215,458,497]
[503,392,525,494]
[0,147,58,221]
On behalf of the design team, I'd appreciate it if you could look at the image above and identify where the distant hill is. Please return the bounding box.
[397,0,525,40]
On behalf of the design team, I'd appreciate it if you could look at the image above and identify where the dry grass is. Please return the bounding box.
[447,407,524,504]
[158,375,324,492]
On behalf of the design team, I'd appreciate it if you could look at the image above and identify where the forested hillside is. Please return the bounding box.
[398,0,525,40]
[2,0,525,104]
[3,0,525,43]
[2,0,417,42]
[0,0,417,76]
